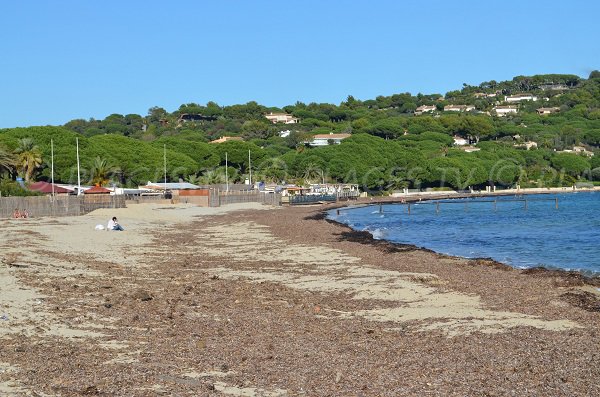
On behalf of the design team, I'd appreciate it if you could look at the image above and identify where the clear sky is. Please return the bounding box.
[1,0,598,128]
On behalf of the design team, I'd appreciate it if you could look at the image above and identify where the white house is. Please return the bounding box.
[265,112,299,124]
[570,146,595,157]
[514,141,538,150]
[309,133,351,147]
[536,107,560,115]
[473,92,497,98]
[444,104,476,112]
[453,136,469,146]
[278,130,291,138]
[493,106,518,116]
[414,105,436,115]
[505,94,538,102]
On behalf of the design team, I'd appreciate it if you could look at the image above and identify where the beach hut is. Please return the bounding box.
[84,186,112,194]
[28,181,73,195]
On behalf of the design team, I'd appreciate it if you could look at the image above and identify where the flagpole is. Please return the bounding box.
[225,152,229,193]
[76,137,81,195]
[248,149,252,187]
[51,139,55,198]
[163,144,167,191]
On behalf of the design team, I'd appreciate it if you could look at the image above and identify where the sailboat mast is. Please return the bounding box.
[51,139,55,197]
[76,137,81,195]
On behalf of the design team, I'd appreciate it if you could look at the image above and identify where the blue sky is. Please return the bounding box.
[1,0,598,128]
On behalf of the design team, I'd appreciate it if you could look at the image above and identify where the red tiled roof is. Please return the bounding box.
[84,186,111,194]
[28,181,73,194]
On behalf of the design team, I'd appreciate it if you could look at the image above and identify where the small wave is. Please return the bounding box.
[366,227,387,240]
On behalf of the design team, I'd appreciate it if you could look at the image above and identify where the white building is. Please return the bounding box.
[493,106,518,116]
[265,112,299,124]
[414,105,436,115]
[473,92,498,98]
[566,146,595,157]
[444,104,476,112]
[514,141,538,150]
[309,133,351,147]
[453,136,469,146]
[536,107,560,115]
[505,94,538,102]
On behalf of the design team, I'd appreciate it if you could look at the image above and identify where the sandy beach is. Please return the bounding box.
[1,202,599,396]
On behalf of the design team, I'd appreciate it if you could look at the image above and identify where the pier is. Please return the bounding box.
[335,197,560,216]
[378,197,559,215]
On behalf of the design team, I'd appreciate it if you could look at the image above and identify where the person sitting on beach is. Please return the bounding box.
[21,209,29,218]
[13,208,21,219]
[107,216,125,231]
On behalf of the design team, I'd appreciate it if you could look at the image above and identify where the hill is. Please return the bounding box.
[1,71,599,194]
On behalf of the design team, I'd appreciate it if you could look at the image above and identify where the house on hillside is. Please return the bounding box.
[453,136,469,146]
[536,107,560,115]
[444,104,475,112]
[493,105,518,116]
[514,141,538,150]
[568,146,595,157]
[209,136,244,144]
[265,112,299,124]
[505,94,538,102]
[414,105,436,115]
[473,92,498,98]
[308,133,351,147]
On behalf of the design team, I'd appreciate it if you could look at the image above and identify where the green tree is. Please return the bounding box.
[550,153,590,177]
[14,138,43,182]
[0,145,16,176]
[461,116,494,143]
[89,156,117,186]
[241,120,272,140]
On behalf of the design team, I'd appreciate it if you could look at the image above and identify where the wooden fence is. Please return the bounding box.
[216,191,281,207]
[0,195,126,218]
[1,190,280,218]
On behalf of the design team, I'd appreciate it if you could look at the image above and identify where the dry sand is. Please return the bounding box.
[0,202,599,396]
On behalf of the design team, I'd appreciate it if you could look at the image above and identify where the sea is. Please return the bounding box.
[329,192,600,275]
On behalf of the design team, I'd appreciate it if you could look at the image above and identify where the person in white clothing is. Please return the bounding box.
[107,216,125,231]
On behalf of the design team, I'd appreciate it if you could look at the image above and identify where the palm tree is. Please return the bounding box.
[184,173,201,185]
[89,157,116,186]
[198,169,224,185]
[0,145,16,176]
[303,165,325,184]
[14,138,42,183]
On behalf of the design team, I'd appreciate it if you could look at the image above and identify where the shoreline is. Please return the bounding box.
[319,191,600,286]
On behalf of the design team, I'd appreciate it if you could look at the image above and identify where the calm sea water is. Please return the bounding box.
[329,192,600,275]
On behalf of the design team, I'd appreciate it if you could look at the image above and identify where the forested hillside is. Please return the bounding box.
[1,71,599,194]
